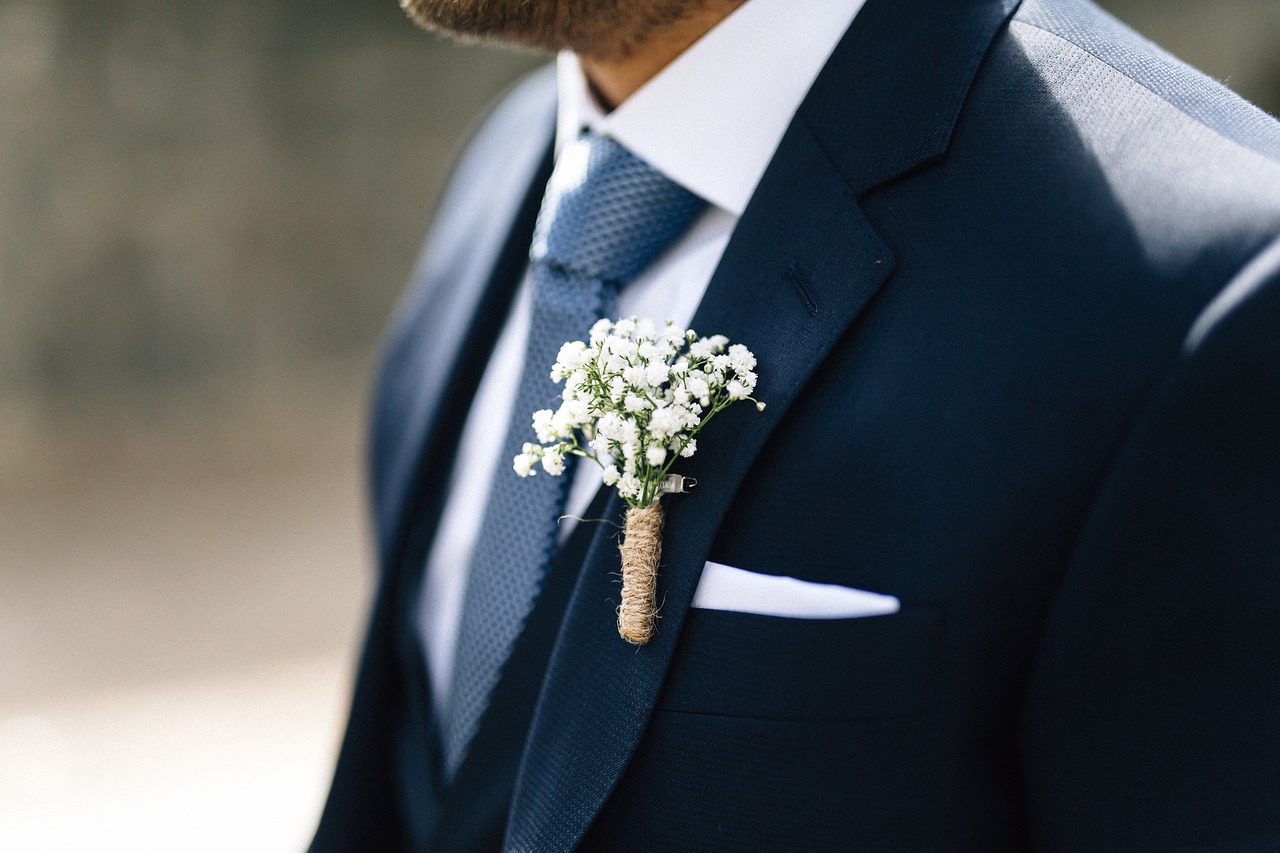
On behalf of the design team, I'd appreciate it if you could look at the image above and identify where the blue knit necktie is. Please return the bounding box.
[442,133,706,777]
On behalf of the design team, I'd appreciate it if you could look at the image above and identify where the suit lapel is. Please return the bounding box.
[505,1,1021,850]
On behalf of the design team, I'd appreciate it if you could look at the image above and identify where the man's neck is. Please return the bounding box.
[578,0,748,110]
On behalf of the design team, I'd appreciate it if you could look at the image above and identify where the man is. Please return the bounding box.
[313,0,1280,849]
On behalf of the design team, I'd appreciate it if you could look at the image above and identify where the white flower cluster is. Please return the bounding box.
[514,317,764,508]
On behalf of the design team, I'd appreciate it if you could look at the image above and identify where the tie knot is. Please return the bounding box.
[531,133,707,286]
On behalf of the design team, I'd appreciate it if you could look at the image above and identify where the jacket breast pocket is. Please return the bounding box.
[657,605,944,720]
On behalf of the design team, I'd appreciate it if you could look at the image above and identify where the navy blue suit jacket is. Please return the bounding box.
[314,0,1280,849]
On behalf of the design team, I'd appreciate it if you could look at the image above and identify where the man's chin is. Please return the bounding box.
[397,0,695,60]
[398,0,566,51]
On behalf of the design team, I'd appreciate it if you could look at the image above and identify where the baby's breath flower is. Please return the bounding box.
[562,397,590,424]
[513,442,544,478]
[589,318,613,343]
[550,406,578,437]
[610,338,638,360]
[516,317,764,508]
[622,364,648,387]
[513,453,536,478]
[532,409,556,443]
[648,406,681,441]
[540,450,565,476]
[557,340,589,370]
[638,341,663,361]
[617,474,643,502]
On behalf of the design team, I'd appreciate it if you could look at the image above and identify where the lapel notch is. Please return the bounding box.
[800,0,1023,194]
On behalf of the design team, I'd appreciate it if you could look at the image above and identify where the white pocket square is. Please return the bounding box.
[691,561,901,619]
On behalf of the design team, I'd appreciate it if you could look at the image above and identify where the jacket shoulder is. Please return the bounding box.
[1011,0,1280,164]
[424,64,558,242]
[974,0,1280,272]
[379,61,555,383]
[367,65,555,553]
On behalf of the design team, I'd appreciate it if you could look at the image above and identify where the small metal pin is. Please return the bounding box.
[657,474,696,496]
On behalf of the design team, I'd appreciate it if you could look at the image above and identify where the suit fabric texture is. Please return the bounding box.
[313,0,1280,849]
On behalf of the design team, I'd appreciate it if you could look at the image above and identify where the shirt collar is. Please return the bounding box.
[555,0,867,217]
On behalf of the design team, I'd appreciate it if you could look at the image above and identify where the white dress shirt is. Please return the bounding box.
[418,0,867,715]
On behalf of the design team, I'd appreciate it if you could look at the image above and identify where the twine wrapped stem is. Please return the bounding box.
[617,501,663,644]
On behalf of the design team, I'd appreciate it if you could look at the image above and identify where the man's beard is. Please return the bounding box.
[399,0,702,60]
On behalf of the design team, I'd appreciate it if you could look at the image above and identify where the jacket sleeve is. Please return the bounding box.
[1020,236,1280,852]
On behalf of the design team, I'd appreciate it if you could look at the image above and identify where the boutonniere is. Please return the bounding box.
[514,317,764,645]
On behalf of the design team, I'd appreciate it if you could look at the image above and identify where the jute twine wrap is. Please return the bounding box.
[617,502,663,644]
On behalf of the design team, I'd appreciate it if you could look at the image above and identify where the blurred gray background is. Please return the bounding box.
[1,0,1277,849]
